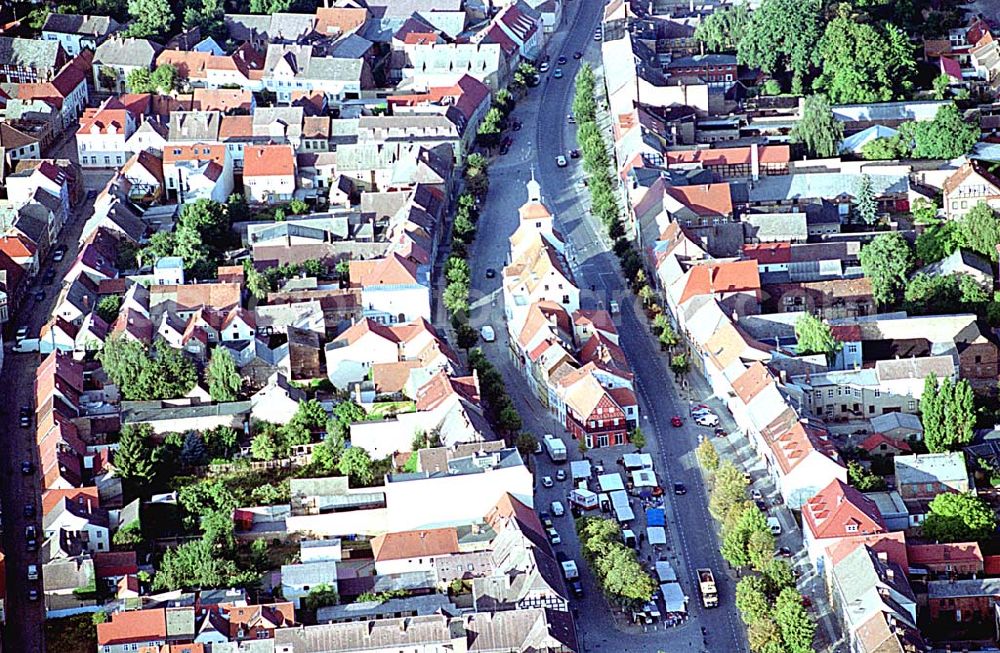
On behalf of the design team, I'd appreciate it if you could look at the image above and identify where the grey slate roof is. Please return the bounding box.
[0,37,63,71]
[121,400,251,424]
[281,560,339,587]
[42,13,121,37]
[316,593,457,624]
[93,37,163,67]
[748,173,910,204]
[168,111,223,142]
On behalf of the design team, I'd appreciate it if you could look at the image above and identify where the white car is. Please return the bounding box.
[480,325,496,342]
[555,155,568,167]
[542,476,554,488]
[594,29,602,41]
[539,61,550,72]
[27,564,38,581]
[695,414,720,427]
[551,500,565,517]
[15,326,28,341]
[547,527,562,545]
[751,489,763,501]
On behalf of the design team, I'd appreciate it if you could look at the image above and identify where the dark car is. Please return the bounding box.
[715,427,727,438]
[570,580,585,598]
[569,149,580,158]
[573,51,583,59]
[777,547,793,558]
[485,268,497,279]
[755,500,768,512]
[557,55,567,64]
[19,415,30,428]
[528,75,540,87]
[499,143,510,155]
[512,121,522,131]
[673,483,687,495]
[42,269,56,285]
[27,588,39,602]
[21,461,33,475]
[20,406,31,418]
[502,135,513,147]
[23,504,34,518]
[34,290,45,302]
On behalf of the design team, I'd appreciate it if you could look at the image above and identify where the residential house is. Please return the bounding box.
[801,479,887,571]
[370,526,461,576]
[7,57,90,131]
[280,560,338,609]
[559,371,629,448]
[261,43,372,104]
[350,253,430,324]
[243,145,297,204]
[942,160,1000,220]
[869,412,924,442]
[664,54,738,89]
[757,411,846,509]
[502,230,579,337]
[221,602,296,641]
[763,278,874,321]
[76,96,143,168]
[742,241,863,284]
[794,355,955,420]
[0,37,68,83]
[829,544,925,653]
[0,122,41,160]
[396,42,505,92]
[92,37,163,93]
[120,399,250,436]
[97,608,168,653]
[249,373,304,425]
[41,14,121,56]
[859,433,912,458]
[917,247,994,289]
[748,170,914,216]
[162,143,234,203]
[667,260,761,320]
[927,578,1000,622]
[907,542,984,578]
[42,496,110,553]
[894,452,971,514]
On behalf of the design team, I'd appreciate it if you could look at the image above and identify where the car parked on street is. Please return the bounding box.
[573,51,583,59]
[53,246,66,262]
[555,469,566,482]
[480,325,496,342]
[542,476,554,488]
[673,483,687,495]
[696,414,720,427]
[557,55,567,64]
[539,61,550,72]
[553,68,563,78]
[15,326,29,341]
[555,155,568,167]
[547,527,561,544]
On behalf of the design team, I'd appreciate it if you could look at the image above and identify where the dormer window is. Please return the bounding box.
[845,523,858,533]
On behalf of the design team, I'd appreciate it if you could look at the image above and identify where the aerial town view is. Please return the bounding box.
[6,0,1000,650]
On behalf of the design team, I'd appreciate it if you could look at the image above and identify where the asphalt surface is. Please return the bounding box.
[1,158,107,651]
[463,4,748,652]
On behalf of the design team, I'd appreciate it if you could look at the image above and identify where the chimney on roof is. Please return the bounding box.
[877,551,888,562]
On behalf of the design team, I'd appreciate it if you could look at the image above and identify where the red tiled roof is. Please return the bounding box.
[742,242,791,265]
[803,479,886,541]
[824,532,908,570]
[97,608,167,645]
[349,253,418,287]
[0,233,38,258]
[41,487,99,515]
[860,432,911,454]
[665,183,733,217]
[371,527,460,561]
[907,542,983,567]
[94,550,139,578]
[163,143,227,166]
[678,260,760,304]
[665,145,790,167]
[243,144,296,178]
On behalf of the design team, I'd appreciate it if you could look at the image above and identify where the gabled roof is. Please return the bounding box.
[243,144,296,177]
[97,608,167,645]
[371,527,460,562]
[907,542,983,568]
[731,361,775,405]
[860,432,911,454]
[665,183,733,217]
[943,160,1000,197]
[803,479,887,541]
[677,260,760,304]
[350,253,419,287]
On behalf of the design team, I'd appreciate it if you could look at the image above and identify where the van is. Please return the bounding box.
[767,516,782,536]
[551,501,565,517]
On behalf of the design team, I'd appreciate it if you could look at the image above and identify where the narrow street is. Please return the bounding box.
[462,3,748,651]
[1,163,106,652]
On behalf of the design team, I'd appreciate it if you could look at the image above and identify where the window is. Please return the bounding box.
[874,389,880,397]
[847,344,858,353]
[827,389,834,398]
[908,400,915,410]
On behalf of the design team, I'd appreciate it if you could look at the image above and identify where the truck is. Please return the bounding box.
[561,560,579,580]
[697,568,718,608]
[569,488,599,510]
[543,434,567,463]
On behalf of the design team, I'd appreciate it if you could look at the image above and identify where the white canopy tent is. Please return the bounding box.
[647,526,666,545]
[598,473,625,493]
[570,460,592,480]
[622,453,654,470]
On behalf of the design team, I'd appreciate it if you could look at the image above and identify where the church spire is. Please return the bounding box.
[526,169,541,203]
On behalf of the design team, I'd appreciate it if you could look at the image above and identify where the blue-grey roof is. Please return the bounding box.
[121,400,251,423]
[281,560,339,587]
[667,53,737,68]
[839,125,900,153]
[749,173,909,203]
[832,100,950,124]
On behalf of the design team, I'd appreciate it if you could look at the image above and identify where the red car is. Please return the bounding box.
[671,416,683,427]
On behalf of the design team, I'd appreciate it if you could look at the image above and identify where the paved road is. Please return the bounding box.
[464,4,748,652]
[1,165,105,651]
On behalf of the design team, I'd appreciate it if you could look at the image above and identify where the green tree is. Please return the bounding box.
[848,461,887,491]
[920,374,975,452]
[515,433,538,459]
[854,174,878,225]
[696,439,720,472]
[453,211,476,243]
[150,64,177,94]
[96,295,123,323]
[445,256,471,284]
[911,197,940,225]
[915,222,958,264]
[794,312,839,359]
[246,267,269,301]
[497,403,523,434]
[127,0,173,37]
[735,575,771,625]
[153,540,250,590]
[630,426,646,451]
[695,2,750,53]
[250,429,278,461]
[125,67,154,94]
[292,399,327,431]
[737,0,823,91]
[760,558,796,595]
[859,232,913,305]
[115,424,156,484]
[721,505,770,569]
[790,95,843,158]
[443,281,470,317]
[903,273,963,315]
[923,492,998,542]
[206,348,241,402]
[774,588,816,653]
[933,73,951,99]
[476,108,503,148]
[957,202,1000,261]
[761,79,782,96]
[339,447,375,485]
[180,432,207,467]
[709,461,749,520]
[815,17,915,104]
[861,136,905,161]
[900,104,980,160]
[670,353,689,375]
[455,322,478,352]
[748,616,784,653]
[113,520,143,547]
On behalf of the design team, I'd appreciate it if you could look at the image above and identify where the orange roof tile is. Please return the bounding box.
[731,361,774,404]
[908,542,983,567]
[802,479,886,541]
[371,527,460,561]
[678,260,760,304]
[665,145,790,167]
[824,532,907,570]
[41,487,99,515]
[665,183,733,217]
[163,143,227,166]
[97,608,167,645]
[0,234,37,258]
[349,253,419,287]
[243,144,296,178]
